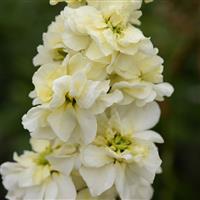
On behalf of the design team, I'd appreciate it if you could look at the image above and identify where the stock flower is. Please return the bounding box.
[79,102,163,199]
[32,53,107,105]
[87,0,143,25]
[0,139,77,200]
[108,48,174,106]
[50,0,66,5]
[31,63,67,105]
[63,6,149,62]
[24,54,122,144]
[32,53,109,104]
[50,0,86,7]
[33,13,69,66]
[50,0,152,8]
[1,0,173,199]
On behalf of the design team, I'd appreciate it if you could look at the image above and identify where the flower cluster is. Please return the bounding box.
[1,0,174,199]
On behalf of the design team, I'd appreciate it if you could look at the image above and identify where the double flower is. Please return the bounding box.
[1,1,173,200]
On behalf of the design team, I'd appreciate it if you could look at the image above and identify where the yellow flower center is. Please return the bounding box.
[104,12,126,36]
[95,129,149,163]
[52,48,67,61]
[105,132,132,153]
[35,147,52,166]
[65,93,76,106]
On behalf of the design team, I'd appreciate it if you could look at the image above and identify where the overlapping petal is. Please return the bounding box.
[1,0,173,199]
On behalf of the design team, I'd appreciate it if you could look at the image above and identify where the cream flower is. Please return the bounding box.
[50,0,66,5]
[32,54,115,104]
[108,49,174,106]
[50,0,152,8]
[32,53,108,104]
[79,102,163,199]
[23,88,122,144]
[24,54,122,144]
[50,0,86,7]
[0,139,77,200]
[32,63,67,105]
[87,0,143,25]
[1,0,173,199]
[33,13,69,67]
[63,6,149,62]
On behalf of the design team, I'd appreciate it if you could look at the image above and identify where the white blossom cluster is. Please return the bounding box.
[1,0,174,199]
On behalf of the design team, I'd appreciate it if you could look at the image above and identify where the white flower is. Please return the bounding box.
[108,48,174,106]
[32,53,109,105]
[63,6,148,62]
[87,0,143,25]
[50,0,152,8]
[32,63,67,105]
[33,13,69,66]
[79,102,163,199]
[1,0,174,199]
[50,0,65,5]
[0,139,77,200]
[50,0,86,7]
[24,54,123,144]
[22,103,97,144]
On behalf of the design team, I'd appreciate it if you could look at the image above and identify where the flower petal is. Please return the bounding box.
[115,163,153,200]
[76,108,97,144]
[134,130,164,143]
[50,75,71,108]
[47,155,74,175]
[53,174,76,199]
[154,82,174,101]
[91,90,123,115]
[22,106,48,133]
[47,105,76,141]
[81,145,112,167]
[62,25,90,51]
[69,72,87,98]
[77,80,110,109]
[79,164,116,196]
[43,179,58,199]
[111,101,160,133]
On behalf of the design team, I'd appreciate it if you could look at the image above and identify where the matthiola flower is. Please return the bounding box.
[62,6,150,63]
[32,53,107,106]
[79,102,163,199]
[31,53,112,107]
[50,0,152,10]
[32,53,108,106]
[87,0,143,25]
[50,0,86,7]
[1,0,174,199]
[50,0,65,5]
[0,139,77,200]
[23,54,122,143]
[108,48,174,106]
[33,13,69,66]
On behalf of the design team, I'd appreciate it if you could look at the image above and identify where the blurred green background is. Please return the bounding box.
[0,0,200,199]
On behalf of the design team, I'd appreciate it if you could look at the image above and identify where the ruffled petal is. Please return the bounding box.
[79,164,116,196]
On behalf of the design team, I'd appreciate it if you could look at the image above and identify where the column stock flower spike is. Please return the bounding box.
[1,0,173,199]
